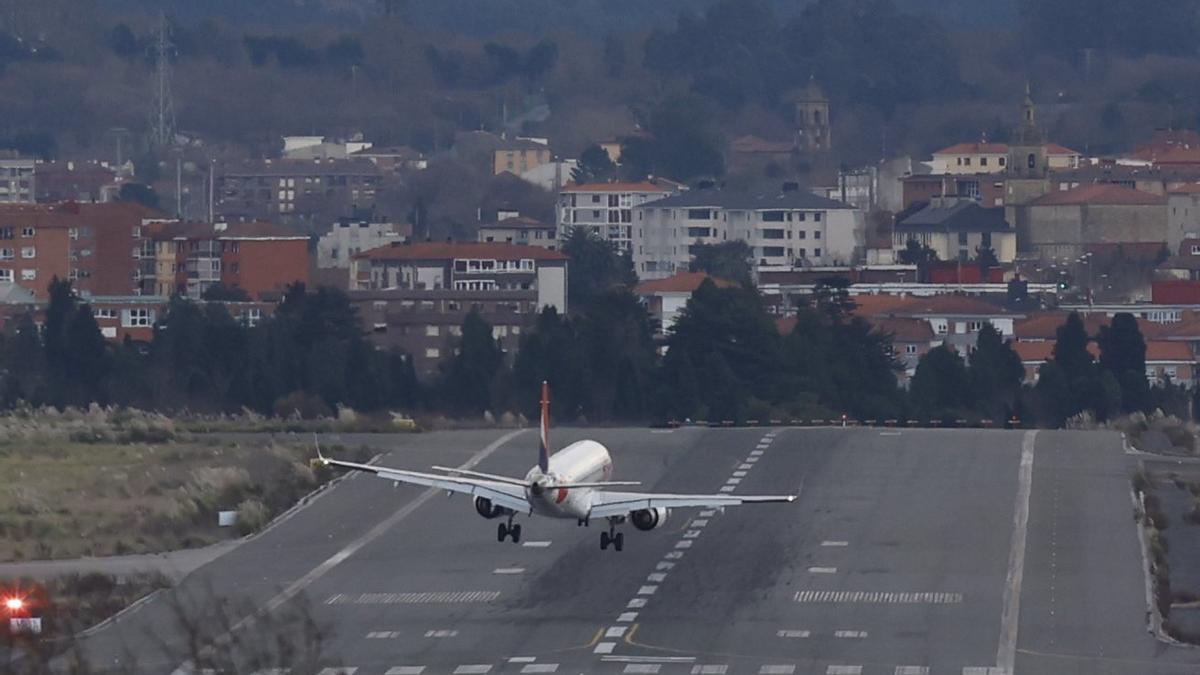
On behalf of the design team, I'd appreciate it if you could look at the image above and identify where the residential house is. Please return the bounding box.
[351,145,428,172]
[901,173,1007,210]
[930,142,1010,175]
[850,293,1023,353]
[477,216,557,250]
[1012,338,1193,386]
[634,271,735,337]
[632,186,862,279]
[493,137,552,176]
[317,220,409,269]
[558,181,678,257]
[893,196,1017,263]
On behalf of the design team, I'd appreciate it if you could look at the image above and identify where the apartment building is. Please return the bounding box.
[557,181,678,255]
[152,221,310,300]
[493,138,552,176]
[477,216,557,249]
[317,220,409,269]
[631,186,862,279]
[216,158,382,225]
[0,155,35,204]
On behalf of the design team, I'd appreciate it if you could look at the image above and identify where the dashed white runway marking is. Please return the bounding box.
[623,664,661,674]
[656,561,675,570]
[618,611,638,622]
[794,590,963,604]
[384,668,424,675]
[637,585,658,595]
[452,666,491,675]
[593,642,616,654]
[820,540,848,547]
[665,550,685,559]
[826,667,862,675]
[746,456,759,463]
[627,598,647,608]
[725,477,742,485]
[833,630,868,639]
[507,657,536,663]
[691,518,710,527]
[424,629,458,638]
[808,567,838,574]
[327,590,499,605]
[522,541,552,548]
[648,572,667,582]
[365,630,401,639]
[699,510,716,517]
[719,485,736,492]
[676,540,694,549]
[962,668,1008,675]
[493,567,525,574]
[683,529,701,538]
[759,666,796,675]
[894,667,929,675]
[605,626,628,638]
[776,629,810,638]
[691,667,728,675]
[749,449,764,456]
[520,665,558,674]
[318,669,357,675]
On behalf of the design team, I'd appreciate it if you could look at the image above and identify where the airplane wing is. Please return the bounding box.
[320,456,530,513]
[587,489,796,520]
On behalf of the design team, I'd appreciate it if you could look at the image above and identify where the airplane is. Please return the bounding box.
[315,382,797,551]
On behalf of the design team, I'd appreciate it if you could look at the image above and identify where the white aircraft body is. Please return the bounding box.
[317,382,796,551]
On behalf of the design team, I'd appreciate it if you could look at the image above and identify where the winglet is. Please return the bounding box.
[313,433,329,466]
[538,380,550,472]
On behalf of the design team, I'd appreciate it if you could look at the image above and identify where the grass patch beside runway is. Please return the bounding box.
[1135,469,1200,644]
[0,427,371,562]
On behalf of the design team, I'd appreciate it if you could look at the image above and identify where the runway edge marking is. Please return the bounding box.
[996,430,1036,675]
[172,428,530,674]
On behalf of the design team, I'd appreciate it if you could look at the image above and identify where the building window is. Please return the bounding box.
[813,212,822,222]
[20,269,34,281]
[761,211,786,222]
[905,344,918,354]
[0,269,11,282]
[762,246,786,257]
[999,157,1006,166]
[425,347,440,359]
[967,320,985,331]
[0,248,11,260]
[20,227,34,238]
[425,325,439,337]
[814,231,821,239]
[813,248,821,257]
[122,308,153,327]
[20,247,34,259]
[1027,153,1036,169]
[797,231,807,240]
[980,157,988,167]
[958,232,969,245]
[94,308,117,319]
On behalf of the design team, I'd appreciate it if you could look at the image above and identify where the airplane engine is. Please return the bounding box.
[474,496,506,519]
[630,507,669,531]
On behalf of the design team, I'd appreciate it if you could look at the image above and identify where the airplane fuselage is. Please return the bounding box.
[523,439,613,520]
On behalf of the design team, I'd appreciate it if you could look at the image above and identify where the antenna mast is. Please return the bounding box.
[149,13,176,148]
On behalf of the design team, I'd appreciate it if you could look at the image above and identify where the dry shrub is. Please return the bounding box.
[235,499,270,535]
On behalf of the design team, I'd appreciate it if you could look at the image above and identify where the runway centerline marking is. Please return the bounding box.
[493,567,525,574]
[508,657,537,663]
[825,667,862,675]
[522,541,552,548]
[759,666,796,674]
[173,428,529,672]
[808,567,837,574]
[776,629,810,638]
[618,612,638,622]
[452,666,492,674]
[794,590,963,604]
[385,668,425,675]
[834,630,868,638]
[997,430,1037,674]
[893,668,928,675]
[691,667,728,674]
[821,540,848,547]
[520,665,558,674]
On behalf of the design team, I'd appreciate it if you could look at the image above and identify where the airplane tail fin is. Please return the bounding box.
[538,380,550,472]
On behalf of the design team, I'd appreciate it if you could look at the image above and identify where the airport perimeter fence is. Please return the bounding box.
[665,416,1024,430]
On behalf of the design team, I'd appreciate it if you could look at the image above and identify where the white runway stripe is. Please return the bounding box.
[894,667,929,675]
[328,591,499,605]
[691,667,728,675]
[826,667,862,675]
[520,665,558,673]
[793,590,963,604]
[384,668,424,675]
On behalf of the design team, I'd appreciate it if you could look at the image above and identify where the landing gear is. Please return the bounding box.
[599,519,624,551]
[577,518,590,527]
[497,516,522,543]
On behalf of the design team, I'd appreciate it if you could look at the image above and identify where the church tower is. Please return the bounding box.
[794,78,831,152]
[1006,83,1047,179]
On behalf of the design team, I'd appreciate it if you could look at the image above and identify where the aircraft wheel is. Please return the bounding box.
[497,523,508,542]
[511,524,522,543]
[614,532,624,552]
[600,531,610,550]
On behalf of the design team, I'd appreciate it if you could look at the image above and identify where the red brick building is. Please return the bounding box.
[152,221,309,300]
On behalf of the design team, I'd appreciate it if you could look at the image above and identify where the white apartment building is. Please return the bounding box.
[317,220,407,268]
[631,187,863,279]
[0,157,35,204]
[557,181,678,254]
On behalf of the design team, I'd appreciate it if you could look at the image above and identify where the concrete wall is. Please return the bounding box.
[1024,202,1168,258]
[1168,193,1200,251]
[535,263,567,313]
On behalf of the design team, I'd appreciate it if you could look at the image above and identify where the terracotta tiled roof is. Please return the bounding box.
[1044,143,1082,156]
[562,182,673,193]
[933,142,1009,155]
[848,294,920,316]
[1015,312,1164,341]
[1150,147,1200,165]
[635,271,735,295]
[1167,183,1200,194]
[893,294,1015,317]
[354,241,568,261]
[1030,183,1166,206]
[488,216,553,230]
[868,317,935,342]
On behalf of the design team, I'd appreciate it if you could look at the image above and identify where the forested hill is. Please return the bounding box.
[99,0,1018,32]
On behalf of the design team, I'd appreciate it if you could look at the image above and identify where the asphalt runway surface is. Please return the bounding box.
[70,427,1200,674]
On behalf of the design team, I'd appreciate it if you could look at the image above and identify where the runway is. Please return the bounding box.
[74,427,1200,674]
